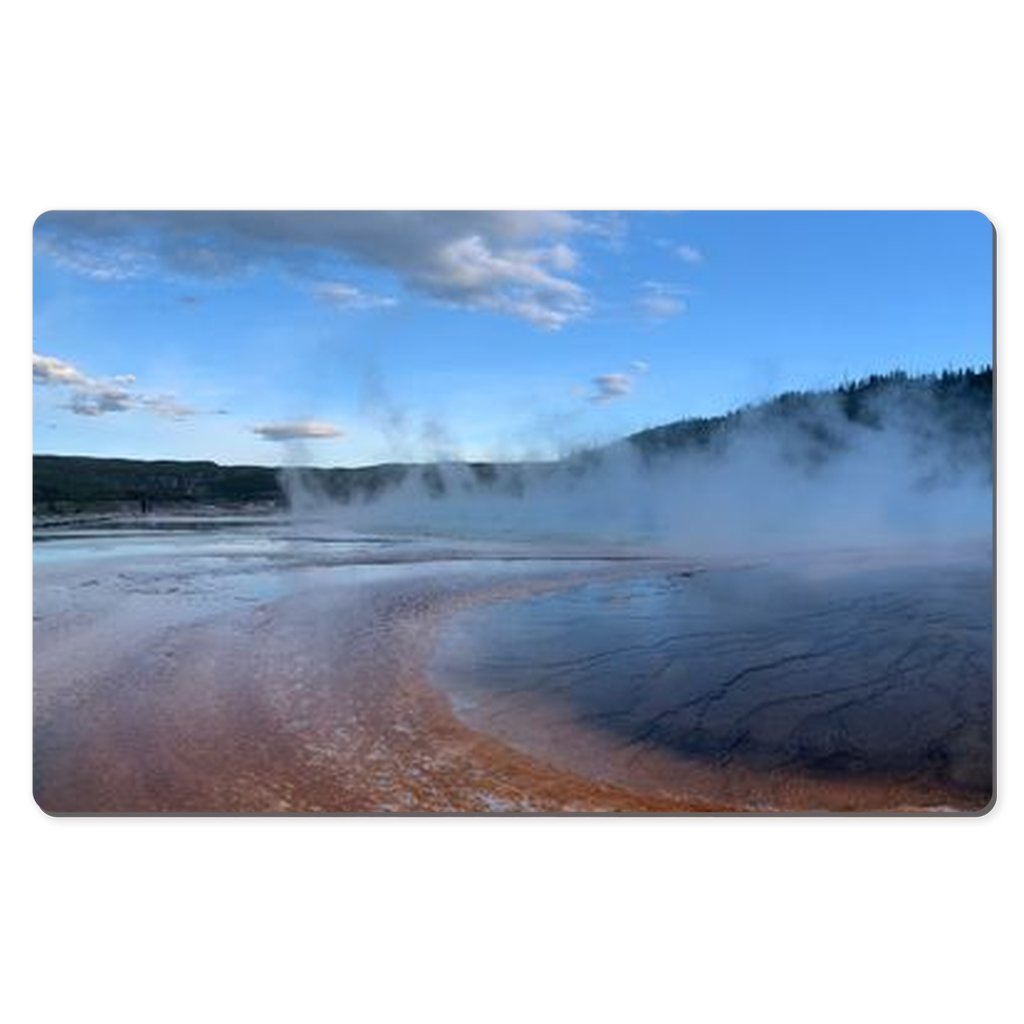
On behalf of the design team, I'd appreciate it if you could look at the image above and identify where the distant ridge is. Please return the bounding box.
[628,367,992,458]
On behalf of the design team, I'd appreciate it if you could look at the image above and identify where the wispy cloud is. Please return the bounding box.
[33,351,198,419]
[33,233,149,281]
[637,281,689,321]
[675,244,704,264]
[67,385,134,416]
[35,211,597,329]
[312,282,398,310]
[252,420,343,441]
[140,395,199,419]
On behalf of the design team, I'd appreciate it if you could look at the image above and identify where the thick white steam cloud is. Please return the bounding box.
[277,373,992,557]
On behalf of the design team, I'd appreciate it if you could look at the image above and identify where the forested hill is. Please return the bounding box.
[33,367,992,515]
[628,367,992,460]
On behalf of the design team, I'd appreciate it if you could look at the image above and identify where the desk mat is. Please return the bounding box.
[32,211,994,814]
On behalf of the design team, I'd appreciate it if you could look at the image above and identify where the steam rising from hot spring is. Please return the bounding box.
[276,374,992,556]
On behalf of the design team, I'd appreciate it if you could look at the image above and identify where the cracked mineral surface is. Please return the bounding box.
[430,542,992,811]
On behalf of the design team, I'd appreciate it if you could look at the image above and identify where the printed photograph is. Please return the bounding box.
[32,211,994,813]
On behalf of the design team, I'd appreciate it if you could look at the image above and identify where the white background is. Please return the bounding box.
[2,2,1019,1022]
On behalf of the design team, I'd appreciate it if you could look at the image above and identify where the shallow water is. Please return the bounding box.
[34,514,681,812]
[33,516,994,811]
[430,553,993,801]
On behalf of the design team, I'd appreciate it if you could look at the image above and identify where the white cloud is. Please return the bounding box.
[33,233,149,281]
[676,244,704,264]
[33,350,198,419]
[67,385,134,416]
[372,231,589,328]
[586,360,651,404]
[33,353,90,387]
[637,281,688,320]
[312,282,398,310]
[252,420,343,441]
[545,242,578,272]
[35,211,596,329]
[641,293,686,318]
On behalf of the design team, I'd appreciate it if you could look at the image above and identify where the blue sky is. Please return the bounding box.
[32,211,993,467]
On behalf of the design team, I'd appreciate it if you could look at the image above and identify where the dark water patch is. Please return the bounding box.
[430,559,993,799]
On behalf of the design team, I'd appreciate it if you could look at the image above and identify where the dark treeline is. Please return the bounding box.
[628,367,992,460]
[32,457,284,514]
[33,367,993,515]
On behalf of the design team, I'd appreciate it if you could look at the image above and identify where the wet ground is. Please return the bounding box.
[430,546,993,809]
[33,516,712,812]
[33,516,992,812]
